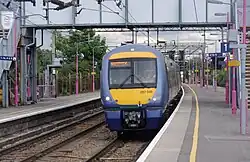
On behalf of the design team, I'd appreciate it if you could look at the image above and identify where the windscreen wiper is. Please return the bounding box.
[117,74,149,89]
[133,74,148,88]
[118,74,133,88]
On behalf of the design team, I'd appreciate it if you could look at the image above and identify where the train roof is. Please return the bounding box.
[163,55,180,69]
[103,44,163,60]
[103,44,180,69]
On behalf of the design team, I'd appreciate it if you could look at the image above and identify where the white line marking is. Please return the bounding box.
[0,96,100,124]
[136,86,185,162]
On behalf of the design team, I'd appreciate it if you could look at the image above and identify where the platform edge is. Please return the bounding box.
[0,96,101,124]
[136,86,185,162]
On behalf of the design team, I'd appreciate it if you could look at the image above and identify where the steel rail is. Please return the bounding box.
[0,110,104,157]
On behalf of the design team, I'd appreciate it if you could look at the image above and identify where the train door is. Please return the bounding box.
[164,62,169,103]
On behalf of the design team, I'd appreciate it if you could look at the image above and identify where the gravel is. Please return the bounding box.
[36,125,117,162]
[0,107,103,152]
[0,113,105,162]
[99,140,149,162]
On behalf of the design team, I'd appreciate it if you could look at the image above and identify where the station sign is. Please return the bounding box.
[228,60,240,67]
[221,42,229,53]
[0,56,16,61]
[1,11,14,30]
[207,53,224,57]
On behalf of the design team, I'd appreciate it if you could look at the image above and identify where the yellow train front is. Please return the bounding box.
[100,44,181,133]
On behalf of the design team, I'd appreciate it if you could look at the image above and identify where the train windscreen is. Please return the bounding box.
[109,58,157,89]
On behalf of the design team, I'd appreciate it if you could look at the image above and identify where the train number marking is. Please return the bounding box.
[140,90,153,94]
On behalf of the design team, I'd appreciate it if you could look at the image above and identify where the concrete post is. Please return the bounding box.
[240,0,247,135]
[20,36,27,105]
[44,67,50,97]
[30,45,37,103]
[51,31,56,97]
[240,47,247,134]
[20,2,27,105]
[2,70,9,108]
[201,31,206,87]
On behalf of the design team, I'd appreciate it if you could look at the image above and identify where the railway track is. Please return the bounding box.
[85,133,151,162]
[82,89,183,162]
[34,90,183,162]
[0,109,105,162]
[0,90,183,162]
[36,132,151,162]
[0,99,101,152]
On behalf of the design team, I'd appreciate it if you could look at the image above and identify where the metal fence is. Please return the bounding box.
[37,72,100,98]
[7,72,100,105]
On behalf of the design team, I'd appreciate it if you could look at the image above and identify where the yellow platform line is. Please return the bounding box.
[185,84,200,162]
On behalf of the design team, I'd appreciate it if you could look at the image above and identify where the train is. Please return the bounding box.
[100,44,182,134]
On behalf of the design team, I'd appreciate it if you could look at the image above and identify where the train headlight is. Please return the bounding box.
[152,97,156,101]
[105,96,110,101]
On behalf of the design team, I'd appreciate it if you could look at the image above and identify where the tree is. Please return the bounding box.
[37,48,52,73]
[54,29,108,76]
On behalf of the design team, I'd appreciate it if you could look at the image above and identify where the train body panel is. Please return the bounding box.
[109,88,156,105]
[104,108,163,131]
[100,44,181,132]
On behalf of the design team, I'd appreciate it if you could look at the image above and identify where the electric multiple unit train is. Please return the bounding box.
[100,44,181,133]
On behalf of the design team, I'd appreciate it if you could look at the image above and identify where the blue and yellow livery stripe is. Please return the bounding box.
[109,52,157,60]
[110,88,156,105]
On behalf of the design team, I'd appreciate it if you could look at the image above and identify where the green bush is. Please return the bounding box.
[217,70,226,87]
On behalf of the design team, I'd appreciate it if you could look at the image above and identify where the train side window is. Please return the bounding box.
[169,70,172,87]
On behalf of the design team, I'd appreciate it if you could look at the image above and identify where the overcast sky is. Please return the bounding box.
[3,0,249,53]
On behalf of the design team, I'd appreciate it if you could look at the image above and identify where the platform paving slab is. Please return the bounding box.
[178,85,250,162]
[0,91,101,138]
[0,91,100,123]
[143,86,193,162]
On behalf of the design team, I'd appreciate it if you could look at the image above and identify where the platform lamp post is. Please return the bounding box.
[13,13,48,105]
[208,0,233,105]
[214,41,218,92]
[202,34,214,88]
[204,39,219,91]
[214,12,231,106]
[209,0,241,114]
[228,0,249,135]
[76,43,85,95]
[75,38,93,95]
[215,11,238,114]
[92,45,105,92]
[205,45,209,89]
[186,49,197,85]
[13,14,18,106]
[241,0,247,135]
[76,43,79,95]
[226,12,230,106]
[204,42,217,88]
[188,55,191,84]
[185,54,191,84]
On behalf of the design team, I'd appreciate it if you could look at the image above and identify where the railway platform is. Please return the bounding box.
[137,84,250,162]
[0,91,100,124]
